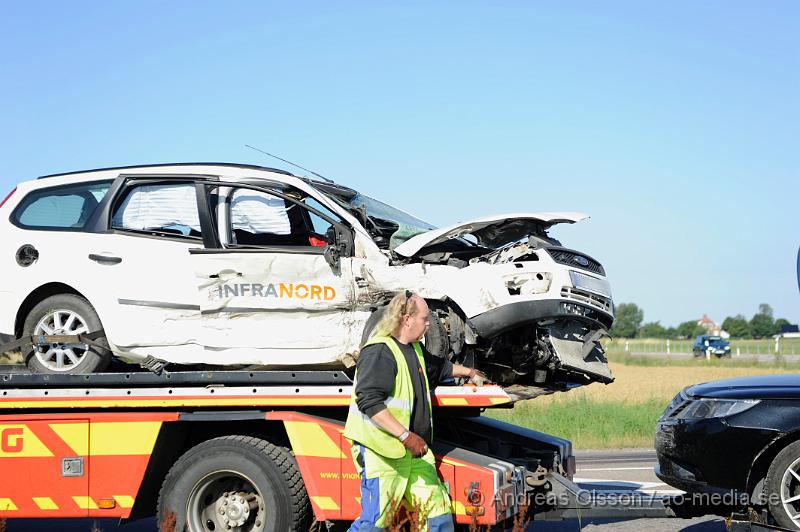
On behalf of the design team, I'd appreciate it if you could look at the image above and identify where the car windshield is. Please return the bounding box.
[349,193,436,233]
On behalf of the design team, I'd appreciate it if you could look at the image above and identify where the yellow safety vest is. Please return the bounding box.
[343,335,431,459]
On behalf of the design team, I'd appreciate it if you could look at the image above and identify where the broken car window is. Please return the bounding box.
[230,189,291,235]
[112,183,202,238]
[227,187,315,247]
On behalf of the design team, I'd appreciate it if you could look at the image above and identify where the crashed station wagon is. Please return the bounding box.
[0,163,614,391]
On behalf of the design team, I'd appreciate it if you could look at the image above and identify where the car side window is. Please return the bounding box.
[228,188,311,247]
[225,188,344,248]
[13,181,112,229]
[111,183,202,239]
[302,197,344,246]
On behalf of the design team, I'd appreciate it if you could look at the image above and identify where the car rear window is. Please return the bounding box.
[13,181,112,229]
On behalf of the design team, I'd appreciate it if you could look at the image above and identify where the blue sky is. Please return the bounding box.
[1,1,797,327]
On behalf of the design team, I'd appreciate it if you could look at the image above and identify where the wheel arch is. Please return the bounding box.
[747,430,800,502]
[14,282,89,338]
[129,416,294,521]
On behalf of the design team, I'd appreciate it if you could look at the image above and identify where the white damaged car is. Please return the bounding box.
[0,163,614,389]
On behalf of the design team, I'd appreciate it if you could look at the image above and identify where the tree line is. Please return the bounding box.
[609,303,792,339]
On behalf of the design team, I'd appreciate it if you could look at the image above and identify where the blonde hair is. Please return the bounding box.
[376,291,420,338]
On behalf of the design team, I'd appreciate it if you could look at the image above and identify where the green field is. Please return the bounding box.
[486,357,800,449]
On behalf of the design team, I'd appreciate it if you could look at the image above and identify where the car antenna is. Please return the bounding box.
[244,145,333,183]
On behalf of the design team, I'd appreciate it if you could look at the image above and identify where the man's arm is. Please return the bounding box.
[368,408,409,438]
[354,345,397,418]
[452,363,491,384]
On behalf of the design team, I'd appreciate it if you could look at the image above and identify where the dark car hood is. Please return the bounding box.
[687,374,800,400]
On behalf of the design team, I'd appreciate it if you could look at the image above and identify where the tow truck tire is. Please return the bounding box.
[23,294,111,374]
[765,440,800,530]
[157,435,311,532]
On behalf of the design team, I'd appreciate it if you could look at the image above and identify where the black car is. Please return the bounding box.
[656,374,800,529]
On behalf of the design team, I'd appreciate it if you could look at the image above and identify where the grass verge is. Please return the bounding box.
[485,395,665,449]
[486,361,798,449]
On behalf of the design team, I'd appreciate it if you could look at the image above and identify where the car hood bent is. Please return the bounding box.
[392,212,589,257]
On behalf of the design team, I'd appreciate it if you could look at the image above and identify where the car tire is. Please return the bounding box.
[765,440,800,530]
[360,302,451,360]
[157,435,311,532]
[23,294,111,374]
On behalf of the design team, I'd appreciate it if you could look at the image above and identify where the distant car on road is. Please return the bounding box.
[692,335,731,358]
[656,374,800,529]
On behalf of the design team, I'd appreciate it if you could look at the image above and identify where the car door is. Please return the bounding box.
[190,182,357,366]
[86,178,206,360]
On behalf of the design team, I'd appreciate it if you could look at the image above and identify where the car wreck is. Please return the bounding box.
[0,163,614,392]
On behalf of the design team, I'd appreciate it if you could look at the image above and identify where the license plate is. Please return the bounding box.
[569,270,612,298]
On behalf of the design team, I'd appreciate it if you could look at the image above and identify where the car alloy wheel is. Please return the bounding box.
[778,456,800,528]
[32,308,90,371]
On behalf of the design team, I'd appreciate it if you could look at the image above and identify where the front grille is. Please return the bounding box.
[546,248,605,276]
[561,286,613,313]
[660,393,692,420]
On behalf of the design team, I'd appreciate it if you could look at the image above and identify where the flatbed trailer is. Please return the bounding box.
[0,369,696,530]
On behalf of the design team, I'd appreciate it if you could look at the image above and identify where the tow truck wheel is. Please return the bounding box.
[157,435,311,532]
[23,294,110,374]
[765,440,800,529]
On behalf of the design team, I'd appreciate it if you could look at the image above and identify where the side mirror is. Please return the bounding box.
[323,224,353,272]
[324,244,340,271]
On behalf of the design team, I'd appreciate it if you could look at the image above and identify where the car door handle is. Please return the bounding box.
[88,254,122,265]
[209,269,242,279]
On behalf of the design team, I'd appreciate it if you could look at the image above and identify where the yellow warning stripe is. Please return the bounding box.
[91,422,162,455]
[489,397,510,405]
[438,398,469,406]
[310,496,340,511]
[113,495,135,509]
[0,397,350,409]
[0,498,18,511]
[452,500,467,516]
[32,497,59,510]
[50,421,163,456]
[284,421,346,459]
[0,424,54,457]
[72,496,99,510]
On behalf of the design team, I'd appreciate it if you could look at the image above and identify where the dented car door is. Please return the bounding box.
[190,183,358,366]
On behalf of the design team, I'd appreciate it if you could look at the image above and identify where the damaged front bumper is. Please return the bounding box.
[469,299,613,338]
[468,299,614,385]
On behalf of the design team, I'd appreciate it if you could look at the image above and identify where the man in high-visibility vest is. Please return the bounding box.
[344,290,489,531]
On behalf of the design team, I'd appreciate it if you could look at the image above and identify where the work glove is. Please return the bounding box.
[467,368,491,386]
[401,431,428,458]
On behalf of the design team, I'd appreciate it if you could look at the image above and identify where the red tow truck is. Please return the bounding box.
[0,368,602,530]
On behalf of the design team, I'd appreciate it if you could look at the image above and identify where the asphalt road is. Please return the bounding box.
[4,449,728,531]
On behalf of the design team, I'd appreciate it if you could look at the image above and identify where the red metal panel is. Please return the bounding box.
[0,419,89,518]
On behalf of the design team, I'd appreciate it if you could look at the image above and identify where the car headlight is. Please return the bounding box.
[675,398,760,420]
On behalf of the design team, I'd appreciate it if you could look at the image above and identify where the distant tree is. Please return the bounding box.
[750,303,776,338]
[665,327,678,339]
[638,321,667,338]
[676,320,705,339]
[722,315,751,339]
[610,303,643,338]
[775,318,791,334]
